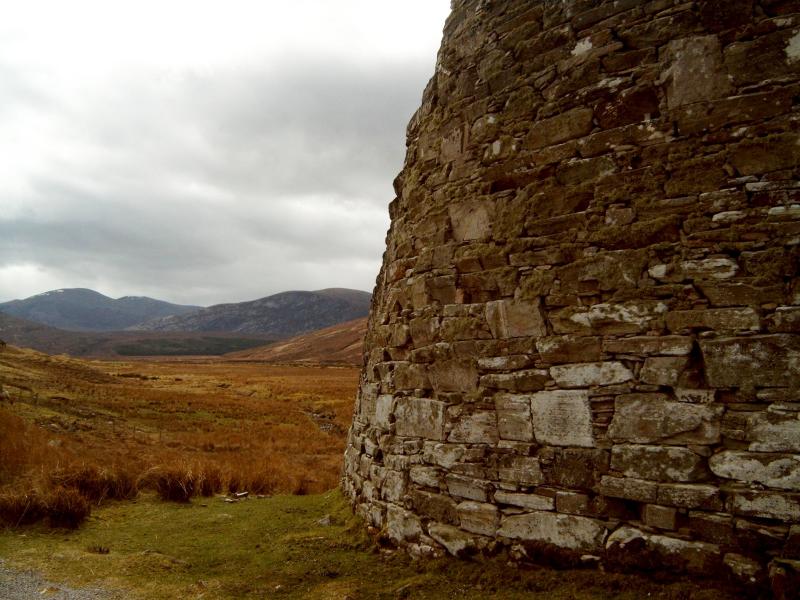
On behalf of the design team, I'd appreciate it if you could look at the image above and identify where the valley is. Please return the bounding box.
[0,343,743,599]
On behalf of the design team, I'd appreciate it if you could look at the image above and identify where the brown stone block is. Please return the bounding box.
[676,90,793,136]
[687,511,736,546]
[599,475,658,502]
[731,134,800,177]
[394,397,448,441]
[588,215,681,250]
[663,35,733,109]
[557,249,648,294]
[698,282,785,307]
[610,444,710,483]
[542,448,609,490]
[724,28,800,86]
[640,356,689,386]
[448,409,498,444]
[498,455,544,486]
[608,394,722,445]
[700,334,800,389]
[550,301,668,335]
[481,369,549,392]
[643,504,678,530]
[495,395,534,442]
[409,489,459,525]
[727,490,800,522]
[428,359,479,394]
[485,298,546,339]
[603,335,693,356]
[536,335,602,364]
[526,106,593,149]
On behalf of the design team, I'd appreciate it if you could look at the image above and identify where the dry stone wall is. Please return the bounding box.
[343,0,800,587]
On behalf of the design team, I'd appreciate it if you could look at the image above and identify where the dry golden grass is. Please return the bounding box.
[0,344,358,526]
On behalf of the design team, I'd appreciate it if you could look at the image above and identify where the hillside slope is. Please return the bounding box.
[228,317,367,365]
[0,312,272,357]
[0,289,200,332]
[132,288,371,337]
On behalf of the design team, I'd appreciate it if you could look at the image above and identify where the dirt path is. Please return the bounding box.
[0,560,120,600]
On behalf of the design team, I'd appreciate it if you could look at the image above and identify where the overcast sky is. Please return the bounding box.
[0,1,450,305]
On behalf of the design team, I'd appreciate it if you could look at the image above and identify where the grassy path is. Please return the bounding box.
[0,491,744,599]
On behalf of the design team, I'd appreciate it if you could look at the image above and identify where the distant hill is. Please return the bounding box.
[0,288,200,332]
[227,317,367,365]
[131,288,372,338]
[0,312,273,358]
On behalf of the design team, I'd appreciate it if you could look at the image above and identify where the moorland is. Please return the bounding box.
[0,344,744,599]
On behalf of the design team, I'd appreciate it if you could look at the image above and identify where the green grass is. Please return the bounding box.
[0,491,744,600]
[113,337,269,356]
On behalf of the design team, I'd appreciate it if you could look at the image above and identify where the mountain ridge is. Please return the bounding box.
[0,288,200,332]
[131,288,371,337]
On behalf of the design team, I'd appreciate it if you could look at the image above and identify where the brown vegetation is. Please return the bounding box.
[228,317,367,365]
[0,344,357,527]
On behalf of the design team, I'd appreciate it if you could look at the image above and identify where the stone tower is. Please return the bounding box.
[343,0,800,584]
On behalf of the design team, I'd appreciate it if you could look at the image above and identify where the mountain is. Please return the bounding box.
[0,288,201,332]
[227,317,367,365]
[0,311,273,357]
[131,288,372,338]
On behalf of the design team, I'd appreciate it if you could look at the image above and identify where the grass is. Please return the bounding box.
[113,337,270,356]
[0,490,745,600]
[0,344,358,527]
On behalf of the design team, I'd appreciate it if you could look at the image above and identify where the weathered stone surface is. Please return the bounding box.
[394,397,447,440]
[409,489,459,524]
[494,491,554,511]
[550,362,633,388]
[481,369,548,392]
[611,445,709,482]
[663,36,732,109]
[498,456,543,486]
[602,335,693,357]
[643,504,677,530]
[608,394,722,445]
[446,474,491,502]
[606,526,720,575]
[530,390,594,447]
[728,491,800,523]
[495,395,534,441]
[665,308,760,333]
[536,335,602,364]
[448,410,498,444]
[748,413,800,453]
[457,501,499,536]
[599,476,657,503]
[428,522,475,556]
[639,357,688,386]
[701,335,800,389]
[343,0,800,577]
[710,452,800,491]
[485,298,547,339]
[374,394,394,428]
[409,465,443,489]
[657,483,723,511]
[499,512,607,552]
[387,505,423,543]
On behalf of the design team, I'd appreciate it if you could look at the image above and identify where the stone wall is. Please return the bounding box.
[343,0,800,587]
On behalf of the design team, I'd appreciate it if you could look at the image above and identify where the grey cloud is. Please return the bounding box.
[0,52,436,304]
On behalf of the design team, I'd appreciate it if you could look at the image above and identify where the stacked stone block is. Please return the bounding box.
[343,0,800,586]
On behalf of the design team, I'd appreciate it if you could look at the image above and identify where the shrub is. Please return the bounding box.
[49,465,138,503]
[43,486,91,528]
[0,490,46,527]
[197,465,224,497]
[149,467,197,503]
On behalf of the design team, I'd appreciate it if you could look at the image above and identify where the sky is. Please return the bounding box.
[0,0,451,306]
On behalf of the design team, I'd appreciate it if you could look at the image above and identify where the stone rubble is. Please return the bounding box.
[343,0,800,591]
